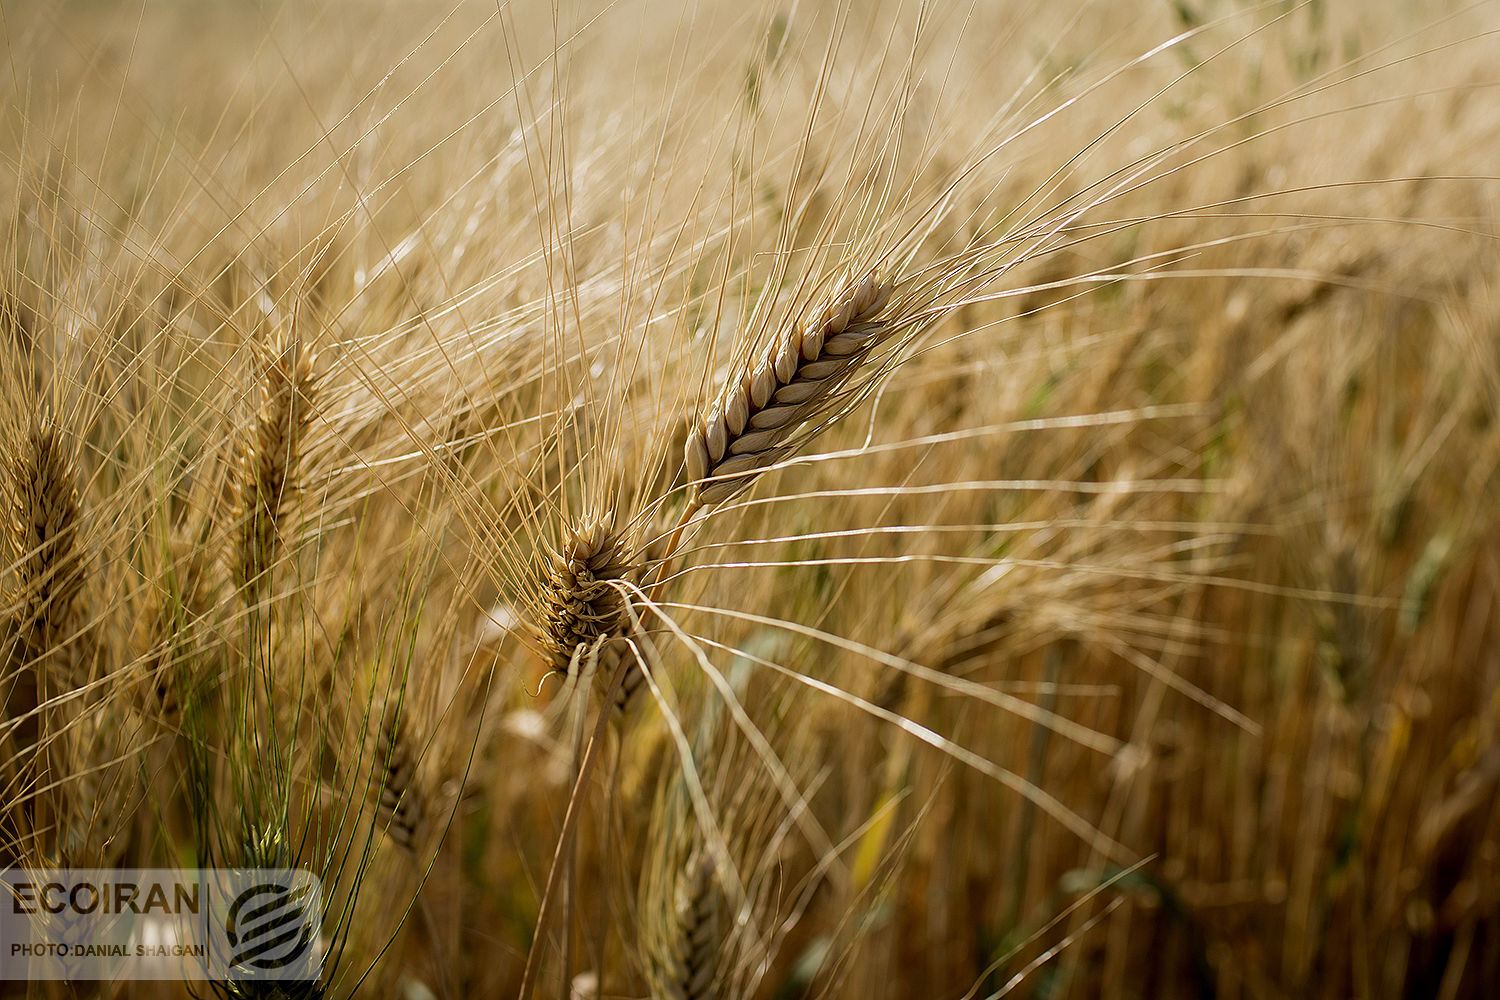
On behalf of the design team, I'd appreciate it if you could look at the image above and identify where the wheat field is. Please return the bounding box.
[2,0,1499,997]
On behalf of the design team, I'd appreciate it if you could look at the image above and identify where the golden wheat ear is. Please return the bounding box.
[3,413,87,717]
[684,270,893,508]
[661,852,722,1000]
[538,518,636,673]
[5,413,87,668]
[1,410,88,853]
[373,703,426,853]
[234,328,319,596]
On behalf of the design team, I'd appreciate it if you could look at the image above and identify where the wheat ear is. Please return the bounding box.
[235,331,318,595]
[5,414,86,671]
[3,414,87,737]
[1,414,87,850]
[683,270,893,508]
[539,519,634,673]
[663,852,722,1000]
[374,704,425,852]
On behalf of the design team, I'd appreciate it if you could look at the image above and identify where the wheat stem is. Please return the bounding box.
[517,649,631,1000]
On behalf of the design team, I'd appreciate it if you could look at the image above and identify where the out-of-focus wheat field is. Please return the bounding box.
[3,1,1499,998]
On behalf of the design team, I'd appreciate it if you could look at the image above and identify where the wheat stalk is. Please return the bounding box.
[616,270,900,710]
[610,643,649,716]
[222,326,320,876]
[683,270,894,509]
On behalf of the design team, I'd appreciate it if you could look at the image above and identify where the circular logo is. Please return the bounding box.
[224,881,316,971]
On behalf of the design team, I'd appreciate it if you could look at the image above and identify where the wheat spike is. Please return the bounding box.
[235,331,318,595]
[5,414,86,670]
[374,704,425,852]
[611,644,648,716]
[539,520,633,673]
[1,414,87,850]
[683,270,893,508]
[663,853,721,1000]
